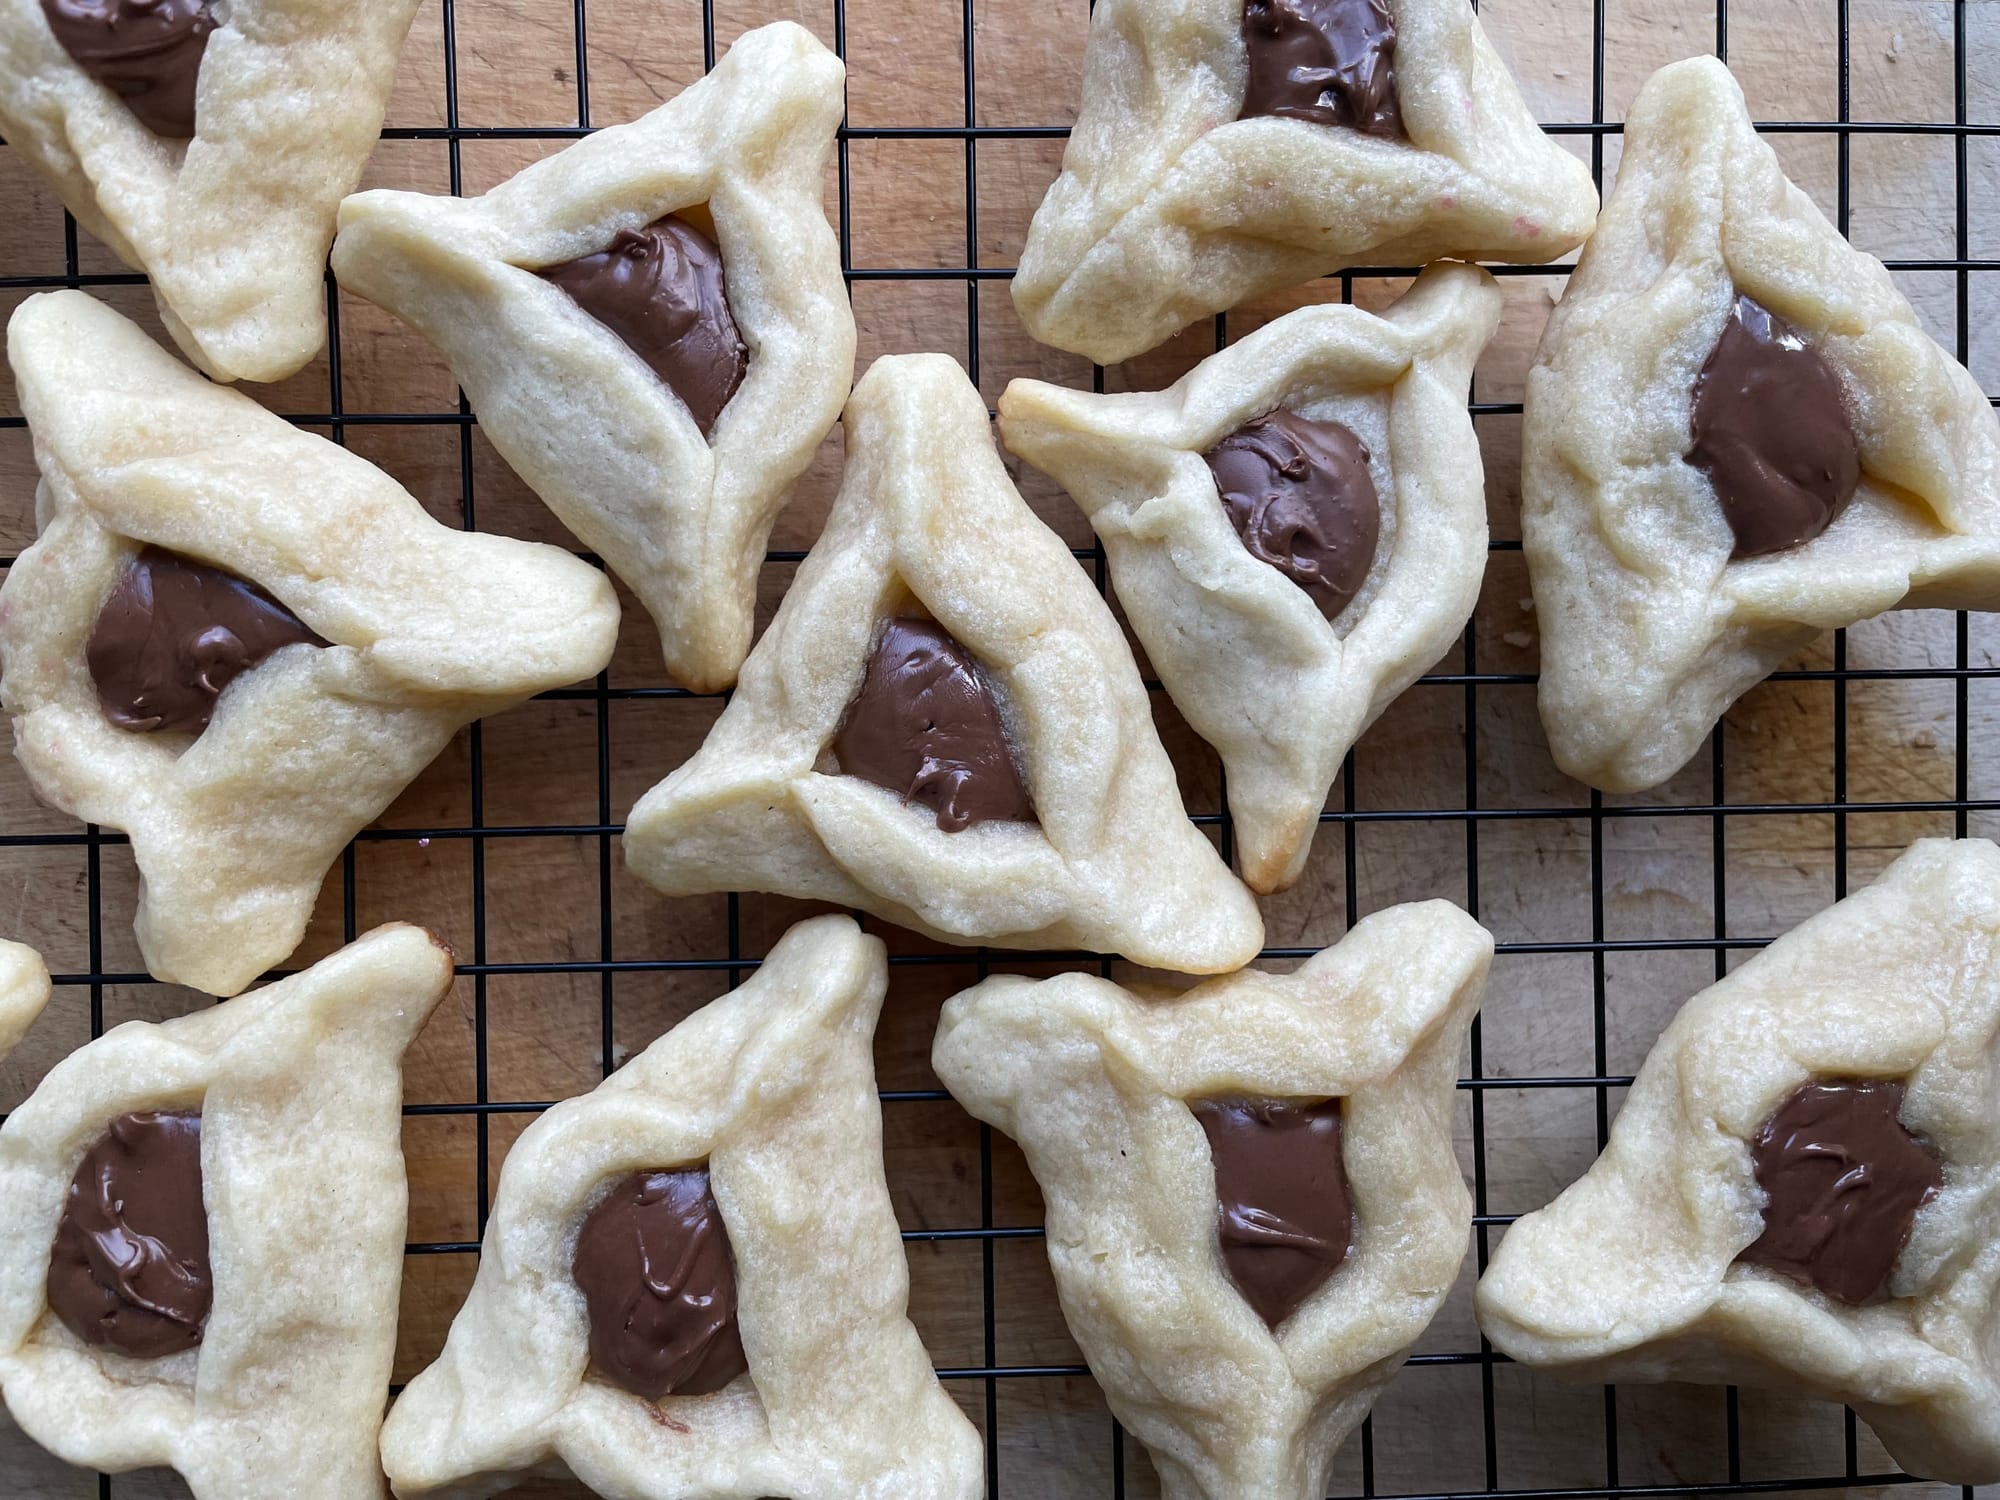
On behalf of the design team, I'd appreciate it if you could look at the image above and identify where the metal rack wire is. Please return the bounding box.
[2,0,1998,1495]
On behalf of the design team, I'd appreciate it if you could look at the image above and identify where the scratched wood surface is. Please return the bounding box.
[4,0,2000,1495]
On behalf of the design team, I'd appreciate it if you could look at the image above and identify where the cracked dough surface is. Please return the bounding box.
[0,0,419,382]
[624,352,1264,974]
[0,292,620,996]
[379,914,983,1500]
[1476,838,2000,1485]
[999,262,1499,893]
[1523,57,2000,794]
[0,923,453,1500]
[1011,0,1596,364]
[332,21,855,693]
[933,900,1491,1500]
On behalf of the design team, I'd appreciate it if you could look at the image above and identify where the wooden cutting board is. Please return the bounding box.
[2,0,1996,1495]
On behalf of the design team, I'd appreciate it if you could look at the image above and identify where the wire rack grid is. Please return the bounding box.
[2,0,1999,1496]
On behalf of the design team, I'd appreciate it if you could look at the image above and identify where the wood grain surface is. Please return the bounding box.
[4,0,2000,1496]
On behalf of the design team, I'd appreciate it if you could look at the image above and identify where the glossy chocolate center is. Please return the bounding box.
[1736,1080,1942,1306]
[1193,1097,1351,1328]
[1204,408,1381,620]
[541,214,748,438]
[48,1111,211,1358]
[1239,0,1402,138]
[40,0,214,138]
[572,1167,748,1401]
[832,616,1037,833]
[86,547,324,736]
[1688,294,1862,559]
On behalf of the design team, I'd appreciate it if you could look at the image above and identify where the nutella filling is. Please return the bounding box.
[1204,408,1382,620]
[541,214,748,438]
[1193,1097,1352,1328]
[86,547,325,736]
[47,1111,211,1358]
[572,1167,749,1401]
[40,0,215,138]
[1239,0,1403,138]
[831,616,1037,833]
[1688,294,1862,559]
[1737,1079,1942,1306]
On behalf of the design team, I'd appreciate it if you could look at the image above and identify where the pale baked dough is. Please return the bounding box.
[0,941,51,1062]
[0,0,418,382]
[1523,57,2000,794]
[624,353,1264,974]
[1012,0,1597,365]
[932,900,1492,1500]
[379,914,984,1500]
[332,22,855,693]
[1476,837,2000,1485]
[1000,263,1499,893]
[0,292,620,997]
[0,922,453,1500]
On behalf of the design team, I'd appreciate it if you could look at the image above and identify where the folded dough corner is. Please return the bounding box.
[1477,836,2000,1486]
[934,899,1492,1500]
[0,0,422,381]
[1524,56,2000,794]
[1000,262,1501,894]
[332,20,855,695]
[0,291,620,996]
[623,351,1265,974]
[1010,0,1596,364]
[0,923,453,1500]
[379,913,983,1500]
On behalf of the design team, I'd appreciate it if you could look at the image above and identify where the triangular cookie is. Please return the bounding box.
[624,352,1264,973]
[933,900,1491,1500]
[1524,57,2000,793]
[1476,838,2000,1485]
[0,940,51,1061]
[1010,0,1597,364]
[1000,263,1500,892]
[379,915,984,1499]
[0,923,453,1500]
[0,0,420,382]
[332,21,855,693]
[0,292,620,996]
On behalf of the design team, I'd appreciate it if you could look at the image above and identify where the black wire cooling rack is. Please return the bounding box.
[4,0,1999,1495]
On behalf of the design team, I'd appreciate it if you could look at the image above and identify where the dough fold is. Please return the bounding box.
[933,900,1491,1500]
[379,914,984,1500]
[625,352,1263,974]
[1012,0,1596,363]
[0,940,51,1061]
[333,21,855,693]
[0,0,420,381]
[0,923,453,1499]
[1000,262,1500,891]
[0,292,621,996]
[1524,57,2000,793]
[1477,838,2000,1485]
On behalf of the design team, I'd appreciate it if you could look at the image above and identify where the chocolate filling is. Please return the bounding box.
[541,214,748,438]
[40,0,214,138]
[1204,408,1381,620]
[86,547,324,736]
[572,1167,748,1401]
[1688,294,1862,559]
[48,1111,212,1358]
[1193,1097,1352,1328]
[831,616,1037,833]
[1239,0,1403,138]
[1737,1079,1942,1306]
